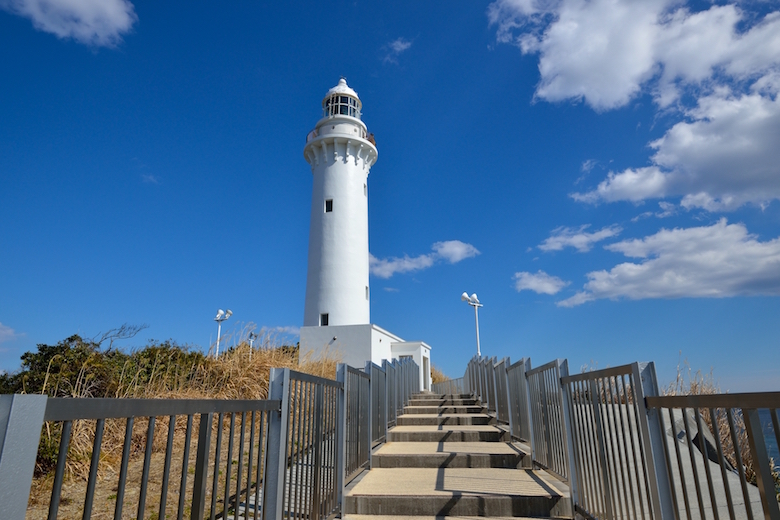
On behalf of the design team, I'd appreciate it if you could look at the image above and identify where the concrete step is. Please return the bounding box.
[410,394,473,400]
[344,467,566,517]
[408,399,477,407]
[396,414,495,426]
[403,406,485,415]
[372,442,530,469]
[387,425,509,443]
[344,516,560,520]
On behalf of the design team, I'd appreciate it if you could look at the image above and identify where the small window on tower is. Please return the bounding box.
[320,313,329,326]
[365,286,369,300]
[325,199,333,212]
[363,184,367,196]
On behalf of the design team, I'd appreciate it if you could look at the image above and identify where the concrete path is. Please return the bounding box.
[344,393,571,519]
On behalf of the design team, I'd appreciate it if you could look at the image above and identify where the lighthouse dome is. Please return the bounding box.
[322,78,362,119]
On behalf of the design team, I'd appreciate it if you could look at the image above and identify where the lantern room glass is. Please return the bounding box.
[323,94,361,119]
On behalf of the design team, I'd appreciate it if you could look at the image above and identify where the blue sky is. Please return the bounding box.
[2,0,779,391]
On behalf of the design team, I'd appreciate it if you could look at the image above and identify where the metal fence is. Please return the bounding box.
[646,392,780,520]
[431,377,465,395]
[2,357,421,520]
[463,355,780,520]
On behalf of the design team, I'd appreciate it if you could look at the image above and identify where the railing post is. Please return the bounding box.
[559,360,580,514]
[263,368,291,520]
[336,364,347,512]
[190,412,213,520]
[744,408,780,520]
[364,361,373,469]
[632,362,676,520]
[0,394,48,520]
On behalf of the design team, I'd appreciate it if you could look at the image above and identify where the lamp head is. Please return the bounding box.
[461,292,469,302]
[225,309,233,318]
[216,309,225,319]
[471,293,479,303]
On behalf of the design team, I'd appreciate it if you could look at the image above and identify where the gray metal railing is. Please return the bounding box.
[338,364,370,481]
[3,356,422,520]
[366,362,387,446]
[646,392,780,520]
[431,377,465,395]
[1,394,279,520]
[463,353,780,520]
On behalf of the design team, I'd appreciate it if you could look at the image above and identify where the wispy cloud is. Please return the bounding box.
[539,224,622,253]
[141,174,160,184]
[558,219,780,306]
[383,37,413,63]
[513,270,570,295]
[0,0,138,47]
[0,322,19,344]
[370,240,480,279]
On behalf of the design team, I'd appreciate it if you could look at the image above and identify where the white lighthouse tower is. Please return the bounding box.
[299,79,431,391]
[302,78,377,327]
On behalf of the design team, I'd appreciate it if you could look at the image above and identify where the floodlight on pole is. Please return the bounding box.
[461,292,483,357]
[214,309,232,357]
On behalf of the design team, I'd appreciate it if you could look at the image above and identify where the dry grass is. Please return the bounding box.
[27,340,342,519]
[430,364,448,384]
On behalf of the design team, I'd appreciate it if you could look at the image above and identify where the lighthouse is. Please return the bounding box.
[299,79,431,391]
[302,78,377,327]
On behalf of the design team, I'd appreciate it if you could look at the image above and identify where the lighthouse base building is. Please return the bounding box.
[298,79,431,392]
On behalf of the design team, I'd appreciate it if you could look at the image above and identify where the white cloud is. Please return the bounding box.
[370,240,480,279]
[0,0,137,47]
[384,37,413,64]
[573,88,780,209]
[539,224,622,252]
[514,270,570,295]
[141,174,159,184]
[488,0,780,110]
[0,323,18,344]
[558,219,780,306]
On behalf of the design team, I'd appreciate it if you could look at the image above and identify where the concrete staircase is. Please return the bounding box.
[344,393,570,519]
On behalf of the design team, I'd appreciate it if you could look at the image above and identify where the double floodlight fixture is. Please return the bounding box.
[461,292,483,357]
[214,308,233,357]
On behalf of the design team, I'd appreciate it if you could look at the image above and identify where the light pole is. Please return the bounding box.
[248,331,258,361]
[461,292,483,357]
[214,309,232,357]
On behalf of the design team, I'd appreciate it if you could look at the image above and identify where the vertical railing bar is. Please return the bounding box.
[574,380,596,516]
[681,408,707,520]
[312,383,325,520]
[82,418,105,520]
[246,411,256,516]
[726,408,754,520]
[709,408,737,520]
[48,420,73,520]
[288,379,300,520]
[247,411,256,517]
[743,408,780,520]
[771,409,780,462]
[609,376,632,519]
[176,414,193,520]
[113,416,134,520]
[236,411,247,517]
[302,380,313,520]
[253,411,267,520]
[138,416,157,520]
[589,377,615,519]
[210,413,224,520]
[191,412,214,520]
[693,408,721,520]
[630,365,664,520]
[300,379,311,520]
[160,415,177,520]
[223,413,236,519]
[620,374,644,520]
[670,408,694,520]
[658,407,682,520]
[602,377,624,519]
